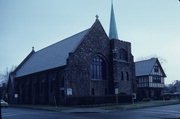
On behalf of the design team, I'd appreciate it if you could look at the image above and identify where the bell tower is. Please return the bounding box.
[109,1,136,95]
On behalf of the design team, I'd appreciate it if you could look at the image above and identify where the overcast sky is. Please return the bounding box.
[0,0,180,84]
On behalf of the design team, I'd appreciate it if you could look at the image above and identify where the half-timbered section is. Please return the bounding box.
[135,58,166,100]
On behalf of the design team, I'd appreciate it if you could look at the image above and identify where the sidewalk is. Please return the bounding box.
[61,107,110,113]
[62,99,180,113]
[10,99,180,113]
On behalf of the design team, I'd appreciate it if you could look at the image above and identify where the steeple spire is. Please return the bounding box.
[109,0,118,40]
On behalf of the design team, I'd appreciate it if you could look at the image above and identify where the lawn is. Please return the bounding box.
[10,100,180,111]
[101,100,180,110]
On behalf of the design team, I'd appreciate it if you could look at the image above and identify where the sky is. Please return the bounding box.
[0,0,180,84]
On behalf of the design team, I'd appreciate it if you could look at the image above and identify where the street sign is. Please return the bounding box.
[14,94,18,98]
[115,88,119,94]
[132,93,136,99]
[67,88,72,96]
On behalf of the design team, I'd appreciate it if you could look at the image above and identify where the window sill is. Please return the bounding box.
[113,59,129,63]
[91,79,105,81]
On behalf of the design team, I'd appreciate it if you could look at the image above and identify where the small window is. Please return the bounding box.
[50,80,53,92]
[126,72,129,80]
[119,49,128,61]
[105,88,108,95]
[152,76,161,83]
[91,88,95,95]
[121,72,124,80]
[40,81,44,94]
[61,90,65,97]
[61,78,64,87]
[154,66,159,73]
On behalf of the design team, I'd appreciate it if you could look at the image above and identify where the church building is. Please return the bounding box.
[7,3,136,105]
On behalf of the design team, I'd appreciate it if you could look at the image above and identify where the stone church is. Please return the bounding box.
[7,3,136,105]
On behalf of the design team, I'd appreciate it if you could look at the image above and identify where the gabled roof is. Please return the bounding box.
[135,58,156,76]
[15,28,90,78]
[135,58,166,77]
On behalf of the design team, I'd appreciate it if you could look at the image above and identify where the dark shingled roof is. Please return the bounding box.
[135,58,157,76]
[15,29,90,78]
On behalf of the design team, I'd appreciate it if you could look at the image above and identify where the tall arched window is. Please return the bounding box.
[91,56,106,80]
[119,49,128,61]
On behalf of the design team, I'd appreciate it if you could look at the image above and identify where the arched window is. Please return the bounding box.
[91,56,106,80]
[119,49,128,61]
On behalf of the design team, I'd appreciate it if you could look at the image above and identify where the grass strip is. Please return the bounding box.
[9,104,73,111]
[101,101,180,110]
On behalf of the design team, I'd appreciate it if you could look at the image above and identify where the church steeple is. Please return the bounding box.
[109,0,118,40]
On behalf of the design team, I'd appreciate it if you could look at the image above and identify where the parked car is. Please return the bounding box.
[0,99,8,107]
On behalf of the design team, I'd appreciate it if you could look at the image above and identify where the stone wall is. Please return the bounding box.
[65,20,111,97]
[110,39,135,95]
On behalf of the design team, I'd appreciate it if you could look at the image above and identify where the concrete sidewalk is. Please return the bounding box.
[10,99,180,113]
[61,100,180,113]
[61,107,110,113]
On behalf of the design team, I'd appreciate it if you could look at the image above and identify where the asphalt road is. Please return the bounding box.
[1,104,180,119]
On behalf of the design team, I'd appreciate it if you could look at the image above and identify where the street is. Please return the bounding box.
[1,104,180,119]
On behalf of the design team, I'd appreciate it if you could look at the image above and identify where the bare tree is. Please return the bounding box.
[164,81,177,93]
[0,66,16,86]
[135,55,167,65]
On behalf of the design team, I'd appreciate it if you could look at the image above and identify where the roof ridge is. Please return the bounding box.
[35,28,90,54]
[135,58,158,76]
[14,19,108,78]
[14,50,35,74]
[15,28,90,77]
[135,58,157,63]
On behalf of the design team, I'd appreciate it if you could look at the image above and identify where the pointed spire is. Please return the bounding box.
[109,0,118,40]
